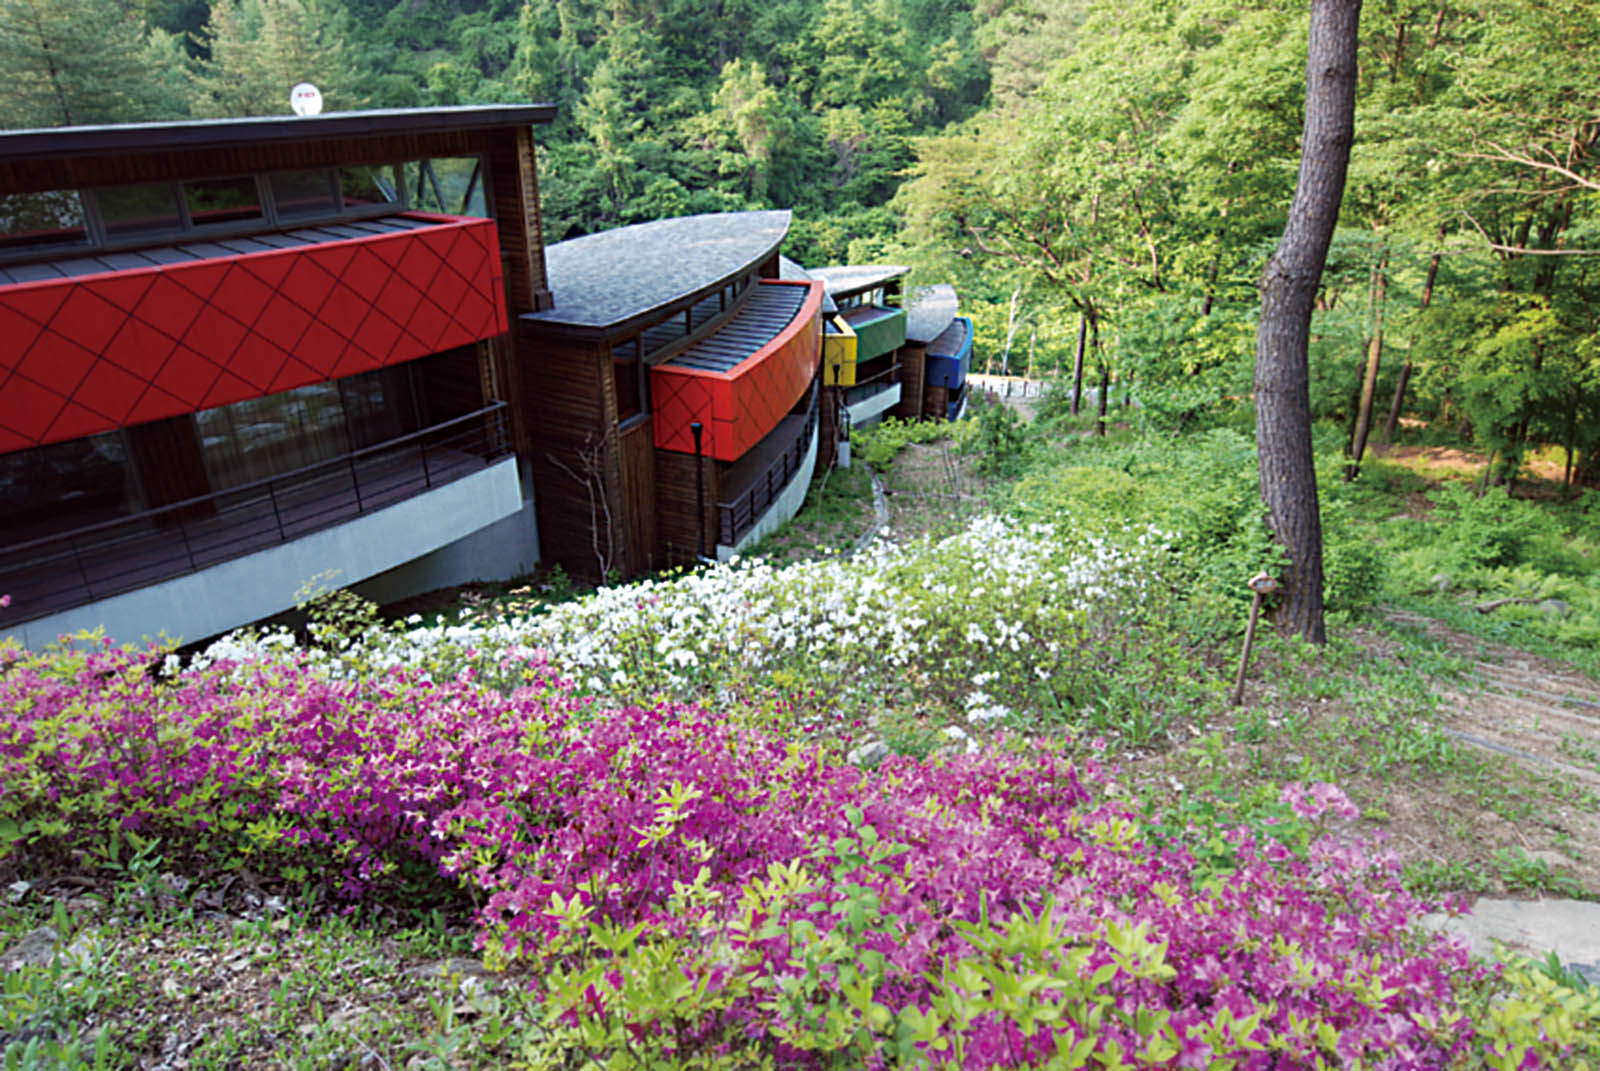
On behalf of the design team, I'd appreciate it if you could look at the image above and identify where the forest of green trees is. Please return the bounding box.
[3,0,1597,489]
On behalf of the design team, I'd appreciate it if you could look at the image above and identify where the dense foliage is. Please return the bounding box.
[896,0,1600,489]
[7,0,1597,471]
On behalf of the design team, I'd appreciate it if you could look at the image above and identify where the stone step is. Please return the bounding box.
[1422,898,1600,987]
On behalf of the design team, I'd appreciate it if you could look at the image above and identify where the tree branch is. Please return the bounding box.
[1460,211,1600,257]
[1466,140,1599,193]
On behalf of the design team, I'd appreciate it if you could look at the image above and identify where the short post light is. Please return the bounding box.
[1231,571,1279,706]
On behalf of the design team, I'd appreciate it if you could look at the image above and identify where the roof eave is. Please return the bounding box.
[0,105,558,163]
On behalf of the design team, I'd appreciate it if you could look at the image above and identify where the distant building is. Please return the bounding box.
[0,107,968,646]
[518,212,823,576]
[0,107,554,646]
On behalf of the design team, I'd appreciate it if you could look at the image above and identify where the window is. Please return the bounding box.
[190,353,469,491]
[269,170,338,220]
[93,183,182,239]
[183,176,263,228]
[197,382,351,490]
[404,158,487,217]
[0,431,143,547]
[614,337,648,423]
[339,166,399,208]
[0,191,89,255]
[1,158,453,266]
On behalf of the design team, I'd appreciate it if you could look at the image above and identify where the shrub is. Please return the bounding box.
[852,416,966,468]
[1008,428,1284,635]
[8,641,1584,1069]
[965,392,1029,477]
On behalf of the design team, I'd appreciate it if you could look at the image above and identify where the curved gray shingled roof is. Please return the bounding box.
[808,264,909,300]
[526,210,790,332]
[905,283,959,344]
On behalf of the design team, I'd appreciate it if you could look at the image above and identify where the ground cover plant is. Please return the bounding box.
[1340,457,1600,673]
[6,636,1600,1068]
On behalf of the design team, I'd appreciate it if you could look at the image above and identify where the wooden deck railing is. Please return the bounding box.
[0,404,511,623]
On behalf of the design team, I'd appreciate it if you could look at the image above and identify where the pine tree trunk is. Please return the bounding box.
[1071,313,1087,416]
[1254,0,1362,644]
[1096,360,1109,436]
[1381,242,1440,444]
[1563,405,1577,488]
[1346,252,1387,480]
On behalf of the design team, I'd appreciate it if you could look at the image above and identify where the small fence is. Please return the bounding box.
[968,374,1048,399]
[1,403,511,623]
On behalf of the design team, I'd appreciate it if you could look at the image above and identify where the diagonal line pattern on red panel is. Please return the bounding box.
[652,282,821,461]
[0,218,507,454]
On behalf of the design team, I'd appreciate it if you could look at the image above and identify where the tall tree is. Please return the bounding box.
[1254,0,1362,643]
[0,0,182,128]
[190,0,353,118]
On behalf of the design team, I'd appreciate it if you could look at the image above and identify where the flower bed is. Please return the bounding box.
[3,639,1593,1068]
[199,515,1210,746]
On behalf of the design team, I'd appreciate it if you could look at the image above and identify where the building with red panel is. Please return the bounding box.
[518,211,824,576]
[0,107,555,646]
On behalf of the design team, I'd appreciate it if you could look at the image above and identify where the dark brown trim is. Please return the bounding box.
[0,106,556,164]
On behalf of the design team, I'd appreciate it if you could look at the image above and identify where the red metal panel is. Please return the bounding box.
[0,215,508,454]
[652,280,822,461]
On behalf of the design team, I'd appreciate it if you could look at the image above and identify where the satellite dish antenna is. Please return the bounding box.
[290,82,323,117]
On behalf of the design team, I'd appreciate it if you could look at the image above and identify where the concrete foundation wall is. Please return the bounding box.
[355,491,541,607]
[846,382,902,430]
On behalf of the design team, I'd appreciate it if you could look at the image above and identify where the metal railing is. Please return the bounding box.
[716,382,819,547]
[1,403,511,623]
[842,361,899,408]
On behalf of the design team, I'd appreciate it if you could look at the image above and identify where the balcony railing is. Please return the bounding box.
[842,361,900,408]
[716,382,818,547]
[1,403,511,624]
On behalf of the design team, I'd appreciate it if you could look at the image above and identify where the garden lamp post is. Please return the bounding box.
[1232,572,1279,705]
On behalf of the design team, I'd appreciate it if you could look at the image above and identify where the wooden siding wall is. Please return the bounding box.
[485,126,553,312]
[922,384,950,422]
[654,447,719,567]
[516,326,627,584]
[819,386,843,471]
[895,345,926,421]
[618,419,659,574]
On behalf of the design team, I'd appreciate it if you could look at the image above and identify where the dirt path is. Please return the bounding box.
[1380,609,1600,898]
[1388,609,1600,793]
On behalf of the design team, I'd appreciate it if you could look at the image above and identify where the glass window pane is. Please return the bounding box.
[197,381,353,491]
[183,176,262,227]
[0,191,89,255]
[425,157,486,217]
[93,183,182,239]
[269,170,337,220]
[403,161,445,213]
[339,166,398,209]
[0,431,142,547]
